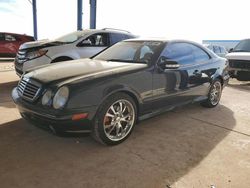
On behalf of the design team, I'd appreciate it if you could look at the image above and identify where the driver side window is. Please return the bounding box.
[159,43,194,65]
[81,33,108,47]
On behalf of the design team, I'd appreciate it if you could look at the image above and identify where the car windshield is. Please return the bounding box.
[93,41,163,64]
[233,39,250,52]
[54,31,87,43]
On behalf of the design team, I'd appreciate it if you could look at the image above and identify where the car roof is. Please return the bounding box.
[125,38,203,45]
[76,29,134,36]
[124,38,217,57]
[0,32,33,37]
[124,37,168,42]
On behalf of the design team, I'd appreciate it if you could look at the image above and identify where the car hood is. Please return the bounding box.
[19,39,65,50]
[226,52,250,61]
[24,58,147,84]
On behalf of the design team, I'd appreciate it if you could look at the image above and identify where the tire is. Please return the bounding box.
[201,79,222,108]
[92,93,137,145]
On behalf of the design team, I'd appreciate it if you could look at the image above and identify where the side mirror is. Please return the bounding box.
[159,57,180,69]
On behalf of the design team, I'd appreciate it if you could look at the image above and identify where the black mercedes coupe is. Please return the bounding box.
[12,39,230,145]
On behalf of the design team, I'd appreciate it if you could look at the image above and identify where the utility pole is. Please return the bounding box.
[77,0,83,30]
[90,0,96,29]
[32,0,37,39]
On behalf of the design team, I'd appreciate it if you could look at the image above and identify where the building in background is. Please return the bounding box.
[202,40,240,51]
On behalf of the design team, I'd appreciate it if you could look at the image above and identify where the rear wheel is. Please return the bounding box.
[201,79,222,108]
[92,93,137,145]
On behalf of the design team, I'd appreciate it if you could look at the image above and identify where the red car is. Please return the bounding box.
[0,32,34,58]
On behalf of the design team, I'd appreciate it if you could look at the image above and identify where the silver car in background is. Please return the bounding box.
[204,44,228,57]
[14,28,137,76]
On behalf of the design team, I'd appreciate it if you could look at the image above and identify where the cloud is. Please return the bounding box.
[0,0,16,3]
[0,6,12,13]
[0,0,17,13]
[0,0,33,35]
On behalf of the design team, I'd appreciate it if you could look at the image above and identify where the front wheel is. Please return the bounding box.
[92,93,137,145]
[201,79,222,108]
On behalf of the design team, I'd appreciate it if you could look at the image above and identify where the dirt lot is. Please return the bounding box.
[0,62,250,188]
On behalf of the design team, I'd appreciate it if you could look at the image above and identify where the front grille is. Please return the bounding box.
[15,65,23,76]
[229,60,250,69]
[17,77,41,102]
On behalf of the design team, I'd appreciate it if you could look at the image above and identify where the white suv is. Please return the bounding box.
[14,28,136,76]
[226,39,250,81]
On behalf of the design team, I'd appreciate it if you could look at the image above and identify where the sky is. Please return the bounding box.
[0,0,250,42]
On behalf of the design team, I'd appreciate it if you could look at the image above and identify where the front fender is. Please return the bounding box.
[101,84,143,105]
[66,82,143,116]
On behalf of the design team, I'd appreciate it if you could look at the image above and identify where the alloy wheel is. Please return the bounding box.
[210,81,222,106]
[103,99,135,141]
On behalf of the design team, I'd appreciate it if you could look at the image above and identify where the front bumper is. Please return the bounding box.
[228,68,250,78]
[228,59,250,78]
[14,57,24,77]
[14,55,51,77]
[12,87,98,131]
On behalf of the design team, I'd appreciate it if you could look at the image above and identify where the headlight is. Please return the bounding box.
[26,49,47,60]
[52,86,69,109]
[42,90,52,106]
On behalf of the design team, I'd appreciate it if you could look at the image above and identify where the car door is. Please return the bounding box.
[76,33,109,58]
[152,42,209,109]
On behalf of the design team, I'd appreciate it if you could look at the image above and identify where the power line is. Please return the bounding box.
[26,0,32,5]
